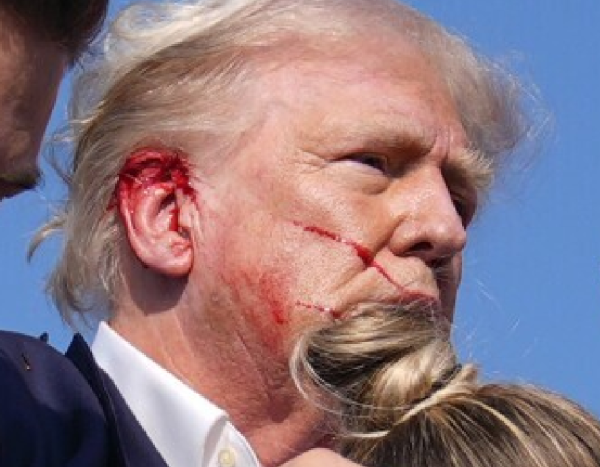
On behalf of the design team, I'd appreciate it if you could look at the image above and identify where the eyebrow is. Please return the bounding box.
[307,114,495,192]
[443,148,494,193]
[308,117,438,158]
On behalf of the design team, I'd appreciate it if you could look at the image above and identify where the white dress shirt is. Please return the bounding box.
[92,322,261,467]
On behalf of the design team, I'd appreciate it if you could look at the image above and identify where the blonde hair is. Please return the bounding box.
[38,0,527,321]
[292,306,600,467]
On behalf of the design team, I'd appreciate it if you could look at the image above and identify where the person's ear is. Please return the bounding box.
[115,147,195,277]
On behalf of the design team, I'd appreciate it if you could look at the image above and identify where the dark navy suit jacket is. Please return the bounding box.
[0,331,168,467]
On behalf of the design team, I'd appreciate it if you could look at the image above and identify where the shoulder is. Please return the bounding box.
[0,329,63,363]
[0,330,110,467]
[0,330,85,393]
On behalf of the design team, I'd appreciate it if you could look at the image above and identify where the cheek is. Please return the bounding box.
[238,262,298,327]
[196,180,372,344]
[196,209,301,342]
[227,257,303,354]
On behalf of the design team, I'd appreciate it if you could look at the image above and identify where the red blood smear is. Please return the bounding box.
[371,263,403,290]
[296,301,342,319]
[258,274,289,324]
[296,224,443,315]
[299,224,374,266]
[296,223,412,295]
[272,307,286,324]
[109,147,196,231]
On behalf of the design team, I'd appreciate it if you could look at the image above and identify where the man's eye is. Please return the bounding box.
[345,153,389,173]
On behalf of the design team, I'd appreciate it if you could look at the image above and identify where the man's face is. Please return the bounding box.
[186,36,481,357]
[0,9,67,200]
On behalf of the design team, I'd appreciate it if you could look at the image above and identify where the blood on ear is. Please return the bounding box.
[110,146,197,230]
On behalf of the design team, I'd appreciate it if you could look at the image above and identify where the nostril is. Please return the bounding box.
[406,241,455,268]
[409,241,432,253]
[430,256,452,269]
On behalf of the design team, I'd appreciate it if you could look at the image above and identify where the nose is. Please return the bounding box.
[388,174,467,267]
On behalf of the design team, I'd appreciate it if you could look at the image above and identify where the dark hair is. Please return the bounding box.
[2,0,109,62]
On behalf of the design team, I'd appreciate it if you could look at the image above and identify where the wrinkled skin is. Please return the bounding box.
[185,37,477,357]
[0,8,66,201]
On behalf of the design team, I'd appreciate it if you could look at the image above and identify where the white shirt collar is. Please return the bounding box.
[92,322,260,467]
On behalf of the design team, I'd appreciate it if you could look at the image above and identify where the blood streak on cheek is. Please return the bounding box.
[296,223,374,265]
[293,222,408,294]
[109,147,197,230]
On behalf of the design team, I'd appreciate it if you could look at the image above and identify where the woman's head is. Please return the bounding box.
[292,305,600,467]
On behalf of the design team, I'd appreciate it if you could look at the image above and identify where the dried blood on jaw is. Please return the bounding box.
[257,272,289,325]
[228,268,297,354]
[110,147,196,230]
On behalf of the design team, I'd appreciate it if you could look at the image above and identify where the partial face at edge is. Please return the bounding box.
[0,9,67,201]
[184,34,480,356]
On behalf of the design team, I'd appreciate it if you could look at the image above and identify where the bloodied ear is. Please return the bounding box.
[113,147,196,276]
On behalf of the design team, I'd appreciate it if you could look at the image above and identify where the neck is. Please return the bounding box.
[110,303,327,467]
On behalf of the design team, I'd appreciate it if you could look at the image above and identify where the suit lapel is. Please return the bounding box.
[66,335,169,467]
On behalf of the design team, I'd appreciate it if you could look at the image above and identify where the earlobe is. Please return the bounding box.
[114,147,196,277]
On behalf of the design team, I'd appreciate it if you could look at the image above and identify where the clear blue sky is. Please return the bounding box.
[1,1,599,416]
